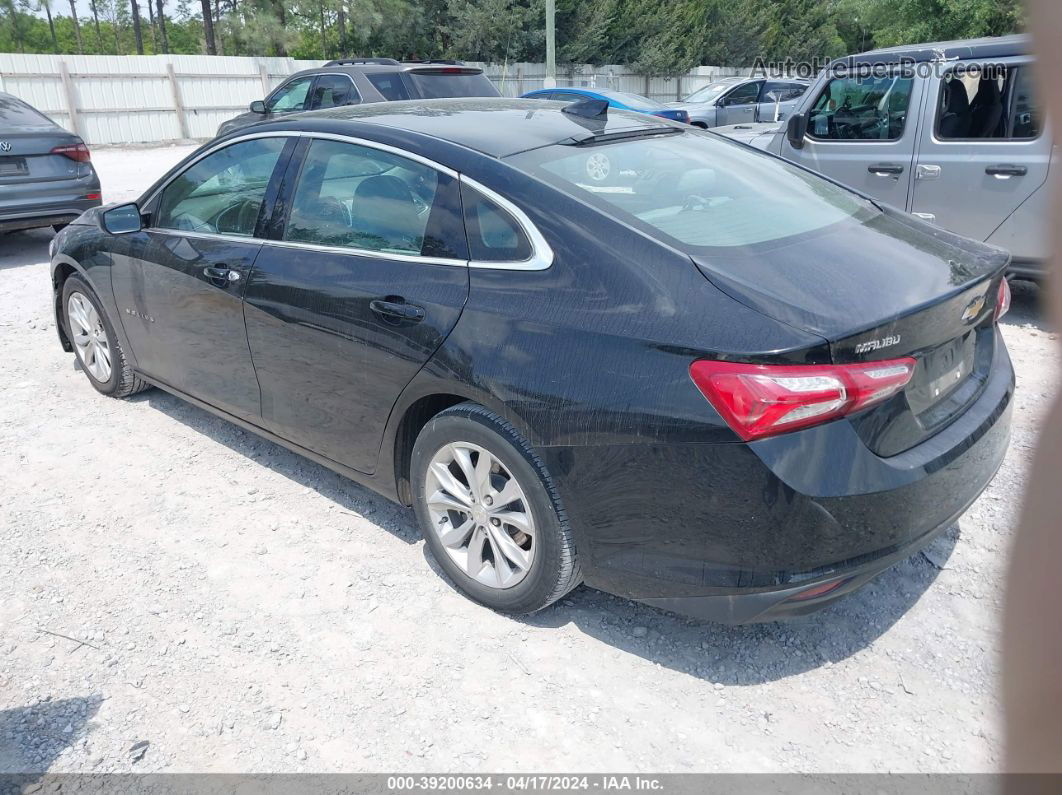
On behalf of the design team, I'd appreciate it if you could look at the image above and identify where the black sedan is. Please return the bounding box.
[49,98,1014,623]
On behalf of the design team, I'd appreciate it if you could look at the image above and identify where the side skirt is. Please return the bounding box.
[135,371,392,504]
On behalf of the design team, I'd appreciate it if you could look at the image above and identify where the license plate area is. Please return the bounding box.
[906,332,975,416]
[0,156,28,177]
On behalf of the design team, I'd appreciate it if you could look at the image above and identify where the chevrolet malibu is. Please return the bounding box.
[49,99,1013,623]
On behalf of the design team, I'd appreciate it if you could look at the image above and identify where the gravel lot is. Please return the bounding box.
[0,145,1058,775]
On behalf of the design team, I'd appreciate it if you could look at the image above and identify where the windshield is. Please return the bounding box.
[683,82,734,104]
[407,71,500,99]
[509,132,878,251]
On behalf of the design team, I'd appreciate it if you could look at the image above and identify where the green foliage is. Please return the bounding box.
[0,0,1027,71]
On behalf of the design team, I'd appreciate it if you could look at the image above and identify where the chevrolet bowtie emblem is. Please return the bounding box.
[961,294,986,323]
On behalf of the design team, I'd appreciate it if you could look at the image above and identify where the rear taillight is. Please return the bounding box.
[994,278,1011,322]
[51,143,91,162]
[689,358,917,441]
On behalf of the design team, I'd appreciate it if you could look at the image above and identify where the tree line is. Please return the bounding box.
[0,0,1025,72]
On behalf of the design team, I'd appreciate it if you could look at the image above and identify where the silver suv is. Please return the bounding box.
[714,35,1050,278]
[669,76,809,128]
[0,92,102,234]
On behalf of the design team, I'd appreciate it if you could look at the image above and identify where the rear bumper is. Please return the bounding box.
[0,207,95,233]
[544,332,1014,623]
[0,174,101,232]
[636,497,963,623]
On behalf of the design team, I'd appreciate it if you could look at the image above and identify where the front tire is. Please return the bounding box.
[411,403,581,614]
[62,274,149,398]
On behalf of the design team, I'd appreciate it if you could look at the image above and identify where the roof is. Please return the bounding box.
[837,33,1030,67]
[286,97,672,157]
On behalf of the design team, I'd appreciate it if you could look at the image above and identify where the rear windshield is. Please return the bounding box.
[0,94,53,127]
[508,131,878,251]
[601,91,663,111]
[407,71,500,99]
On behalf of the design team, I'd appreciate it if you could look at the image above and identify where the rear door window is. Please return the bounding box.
[367,73,411,101]
[722,81,762,106]
[936,65,1043,140]
[762,81,806,102]
[309,74,360,110]
[807,74,914,140]
[267,77,313,112]
[284,138,463,258]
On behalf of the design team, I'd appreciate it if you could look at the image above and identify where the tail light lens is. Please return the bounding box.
[689,358,917,441]
[51,143,91,162]
[994,278,1011,322]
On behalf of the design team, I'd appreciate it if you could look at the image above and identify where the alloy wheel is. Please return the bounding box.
[425,441,536,589]
[67,292,112,383]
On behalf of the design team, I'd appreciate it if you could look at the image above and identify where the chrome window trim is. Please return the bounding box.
[145,130,459,209]
[148,227,467,268]
[459,175,554,271]
[143,130,551,271]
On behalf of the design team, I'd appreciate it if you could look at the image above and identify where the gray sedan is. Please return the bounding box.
[0,92,102,234]
[669,77,809,129]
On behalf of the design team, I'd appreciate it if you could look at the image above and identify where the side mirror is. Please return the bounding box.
[786,112,807,148]
[101,203,142,235]
[250,100,266,114]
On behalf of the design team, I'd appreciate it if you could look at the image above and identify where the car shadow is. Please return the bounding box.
[1004,277,1049,331]
[0,228,52,271]
[134,389,421,545]
[425,524,959,685]
[0,695,102,773]
[137,372,955,685]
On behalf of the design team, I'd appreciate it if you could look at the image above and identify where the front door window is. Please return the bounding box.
[155,138,287,236]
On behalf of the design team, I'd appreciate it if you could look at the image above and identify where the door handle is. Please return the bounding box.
[868,163,904,176]
[370,298,425,323]
[203,266,240,286]
[986,164,1027,178]
[916,164,942,180]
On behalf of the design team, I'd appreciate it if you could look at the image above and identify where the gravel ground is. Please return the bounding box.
[0,146,1058,775]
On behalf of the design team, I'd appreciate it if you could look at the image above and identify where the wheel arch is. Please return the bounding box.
[385,377,539,507]
[52,254,137,367]
[51,255,89,353]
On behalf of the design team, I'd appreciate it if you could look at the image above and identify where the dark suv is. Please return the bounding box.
[216,58,500,136]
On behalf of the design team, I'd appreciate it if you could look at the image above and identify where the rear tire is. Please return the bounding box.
[411,403,581,614]
[62,273,150,398]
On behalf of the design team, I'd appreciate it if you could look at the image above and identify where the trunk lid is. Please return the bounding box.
[0,93,88,185]
[0,130,89,185]
[691,207,1010,455]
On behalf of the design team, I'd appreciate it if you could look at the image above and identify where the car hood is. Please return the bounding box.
[666,101,708,112]
[218,112,263,135]
[689,205,1011,347]
[712,122,783,145]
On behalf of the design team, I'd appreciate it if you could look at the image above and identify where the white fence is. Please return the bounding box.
[0,53,750,146]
